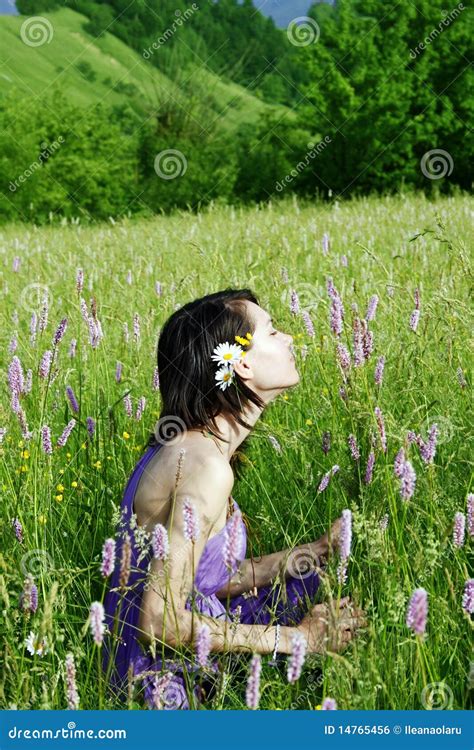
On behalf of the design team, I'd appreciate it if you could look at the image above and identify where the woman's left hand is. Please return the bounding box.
[313,516,343,562]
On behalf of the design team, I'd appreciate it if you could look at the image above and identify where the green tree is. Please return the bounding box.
[233,112,314,202]
[0,90,140,222]
[297,0,473,194]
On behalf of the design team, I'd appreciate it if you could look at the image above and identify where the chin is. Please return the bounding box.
[287,368,300,387]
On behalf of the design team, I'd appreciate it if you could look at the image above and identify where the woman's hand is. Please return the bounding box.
[313,516,343,565]
[296,596,367,654]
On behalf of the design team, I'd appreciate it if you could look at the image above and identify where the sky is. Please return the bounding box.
[0,0,17,14]
[252,0,313,27]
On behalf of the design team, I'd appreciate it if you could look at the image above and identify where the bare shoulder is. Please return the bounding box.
[172,447,235,540]
[134,439,234,532]
[143,440,234,493]
[176,445,235,510]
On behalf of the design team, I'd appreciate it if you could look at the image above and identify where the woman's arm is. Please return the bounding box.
[138,456,300,655]
[214,517,342,599]
[138,602,300,655]
[214,539,327,599]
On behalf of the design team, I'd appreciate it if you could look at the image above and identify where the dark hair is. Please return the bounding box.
[148,288,267,447]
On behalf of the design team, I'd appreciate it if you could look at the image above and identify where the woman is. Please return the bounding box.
[102,288,366,709]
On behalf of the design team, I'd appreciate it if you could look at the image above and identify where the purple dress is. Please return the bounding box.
[102,443,321,709]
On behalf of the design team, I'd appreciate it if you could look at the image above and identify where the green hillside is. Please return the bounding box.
[0,7,284,129]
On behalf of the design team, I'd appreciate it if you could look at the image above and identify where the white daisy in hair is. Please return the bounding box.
[215,365,235,391]
[210,341,244,367]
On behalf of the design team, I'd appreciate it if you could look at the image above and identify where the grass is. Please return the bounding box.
[0,192,472,710]
[0,8,282,129]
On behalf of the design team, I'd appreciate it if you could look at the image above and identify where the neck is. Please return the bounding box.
[203,401,265,462]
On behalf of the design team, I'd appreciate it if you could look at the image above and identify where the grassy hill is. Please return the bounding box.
[0,7,286,130]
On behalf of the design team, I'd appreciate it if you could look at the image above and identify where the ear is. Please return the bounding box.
[232,354,253,382]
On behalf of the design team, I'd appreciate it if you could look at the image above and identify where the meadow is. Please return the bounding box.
[1,192,472,710]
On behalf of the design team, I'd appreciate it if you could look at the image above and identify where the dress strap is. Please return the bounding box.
[123,443,162,518]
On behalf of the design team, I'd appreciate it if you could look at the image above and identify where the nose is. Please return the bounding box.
[285,332,294,354]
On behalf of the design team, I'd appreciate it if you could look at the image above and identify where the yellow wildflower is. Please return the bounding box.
[93,460,102,469]
[235,335,250,347]
[71,481,78,488]
[59,468,65,475]
[56,484,65,492]
[305,419,313,426]
[18,440,24,448]
[66,452,72,459]
[38,514,47,525]
[21,449,30,459]
[55,494,63,502]
[123,431,130,440]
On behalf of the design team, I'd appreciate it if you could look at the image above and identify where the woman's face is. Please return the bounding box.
[233,301,300,397]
